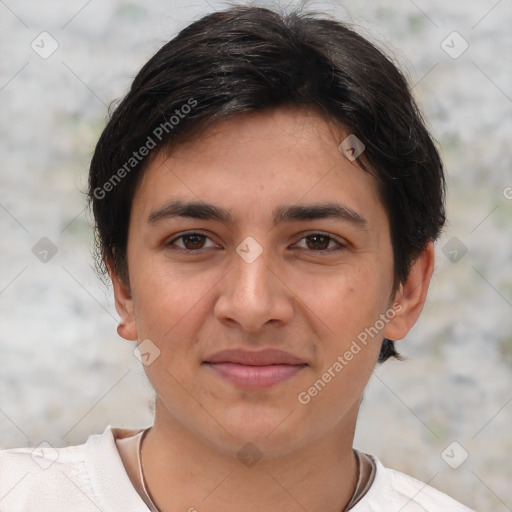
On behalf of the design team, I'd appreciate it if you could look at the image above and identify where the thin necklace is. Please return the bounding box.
[138,428,364,512]
[138,428,160,512]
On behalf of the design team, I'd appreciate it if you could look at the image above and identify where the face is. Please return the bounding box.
[112,107,431,458]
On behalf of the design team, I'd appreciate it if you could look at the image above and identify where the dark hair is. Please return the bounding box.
[88,5,445,363]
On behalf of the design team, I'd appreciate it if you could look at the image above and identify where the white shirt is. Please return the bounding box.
[0,426,475,511]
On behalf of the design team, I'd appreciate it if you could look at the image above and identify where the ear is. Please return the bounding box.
[384,242,435,341]
[107,260,138,341]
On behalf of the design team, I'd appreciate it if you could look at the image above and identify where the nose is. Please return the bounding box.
[213,242,294,333]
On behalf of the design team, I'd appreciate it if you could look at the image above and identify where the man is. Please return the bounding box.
[0,5,475,511]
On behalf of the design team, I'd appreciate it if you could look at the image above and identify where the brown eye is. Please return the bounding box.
[168,232,217,251]
[181,234,206,250]
[294,233,346,252]
[305,234,331,250]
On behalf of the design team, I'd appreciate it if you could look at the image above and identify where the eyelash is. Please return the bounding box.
[166,231,346,254]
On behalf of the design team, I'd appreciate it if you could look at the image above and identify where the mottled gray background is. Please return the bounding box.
[1,1,511,510]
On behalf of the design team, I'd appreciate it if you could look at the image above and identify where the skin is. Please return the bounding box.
[111,106,435,512]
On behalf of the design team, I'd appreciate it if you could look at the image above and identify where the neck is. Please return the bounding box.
[141,398,361,512]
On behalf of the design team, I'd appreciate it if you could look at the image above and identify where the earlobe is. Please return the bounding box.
[117,321,136,341]
[107,262,138,342]
[384,242,435,341]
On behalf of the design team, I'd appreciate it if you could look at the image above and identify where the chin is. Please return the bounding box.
[217,409,308,452]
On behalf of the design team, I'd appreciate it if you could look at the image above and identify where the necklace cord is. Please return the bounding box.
[139,428,160,512]
[138,428,366,512]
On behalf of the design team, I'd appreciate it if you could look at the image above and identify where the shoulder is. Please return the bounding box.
[383,463,475,511]
[352,455,476,512]
[0,426,142,512]
[0,438,93,511]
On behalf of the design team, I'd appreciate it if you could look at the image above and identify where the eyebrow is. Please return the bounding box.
[147,199,367,227]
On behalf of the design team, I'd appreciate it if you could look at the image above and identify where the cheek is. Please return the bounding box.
[294,269,387,414]
[293,265,390,344]
[130,261,208,346]
[131,270,211,395]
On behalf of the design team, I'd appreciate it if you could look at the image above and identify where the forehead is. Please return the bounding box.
[132,107,385,226]
[169,107,352,170]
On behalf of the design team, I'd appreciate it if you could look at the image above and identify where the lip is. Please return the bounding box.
[203,349,307,388]
[204,348,306,365]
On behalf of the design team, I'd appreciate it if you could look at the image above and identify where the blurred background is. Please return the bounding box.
[0,0,511,510]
